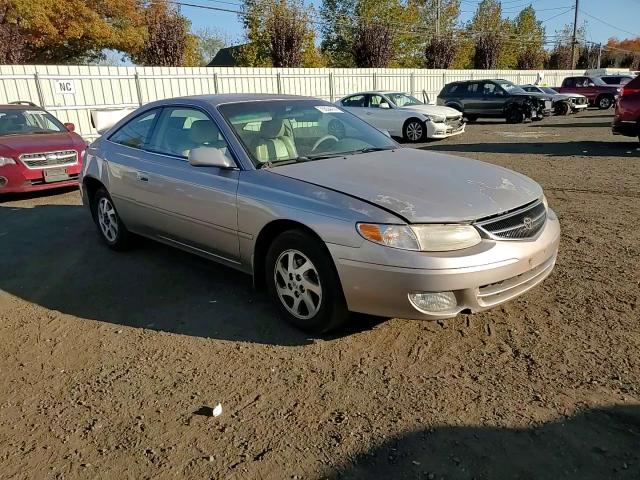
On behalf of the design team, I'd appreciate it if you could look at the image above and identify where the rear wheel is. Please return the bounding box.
[92,188,131,250]
[596,94,614,110]
[403,119,425,142]
[265,230,348,333]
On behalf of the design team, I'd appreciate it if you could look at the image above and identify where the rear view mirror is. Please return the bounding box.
[188,147,235,169]
[64,122,75,132]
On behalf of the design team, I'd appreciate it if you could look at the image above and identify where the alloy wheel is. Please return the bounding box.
[274,249,322,320]
[406,122,423,141]
[599,96,612,109]
[98,197,118,243]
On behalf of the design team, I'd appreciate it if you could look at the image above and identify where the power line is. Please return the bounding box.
[579,9,640,38]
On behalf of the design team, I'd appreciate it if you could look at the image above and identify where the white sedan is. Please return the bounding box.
[335,91,465,142]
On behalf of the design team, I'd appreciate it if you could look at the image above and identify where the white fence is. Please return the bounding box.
[0,65,582,139]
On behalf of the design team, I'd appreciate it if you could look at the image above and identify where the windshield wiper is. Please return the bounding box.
[344,147,394,156]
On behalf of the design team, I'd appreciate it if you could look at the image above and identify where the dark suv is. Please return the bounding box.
[437,79,553,123]
[612,75,640,141]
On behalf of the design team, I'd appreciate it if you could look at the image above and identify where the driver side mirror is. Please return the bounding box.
[379,103,390,109]
[188,147,235,169]
[64,122,75,132]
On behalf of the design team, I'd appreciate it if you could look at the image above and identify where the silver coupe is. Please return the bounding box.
[81,94,560,333]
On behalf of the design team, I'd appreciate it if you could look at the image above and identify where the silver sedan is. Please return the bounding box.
[81,94,560,333]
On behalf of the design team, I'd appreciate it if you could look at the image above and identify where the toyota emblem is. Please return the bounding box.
[523,217,533,230]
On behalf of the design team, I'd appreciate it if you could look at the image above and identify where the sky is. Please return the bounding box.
[181,0,640,47]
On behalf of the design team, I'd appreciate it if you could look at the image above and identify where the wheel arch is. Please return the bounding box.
[83,176,107,218]
[445,101,463,112]
[252,219,332,291]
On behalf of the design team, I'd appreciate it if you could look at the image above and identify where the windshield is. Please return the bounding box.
[218,100,397,167]
[496,81,527,94]
[0,109,65,136]
[386,93,423,107]
[591,77,608,86]
[541,87,559,94]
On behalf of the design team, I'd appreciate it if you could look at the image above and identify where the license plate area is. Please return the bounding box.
[43,168,69,183]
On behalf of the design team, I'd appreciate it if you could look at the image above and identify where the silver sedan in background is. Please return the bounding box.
[81,94,560,333]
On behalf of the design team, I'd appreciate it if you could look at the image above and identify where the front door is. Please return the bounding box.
[132,106,240,264]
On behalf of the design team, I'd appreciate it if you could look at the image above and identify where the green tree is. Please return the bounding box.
[547,23,587,69]
[513,5,546,69]
[193,27,229,66]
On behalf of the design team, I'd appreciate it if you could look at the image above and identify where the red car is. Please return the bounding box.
[612,75,640,141]
[556,76,621,109]
[0,103,85,195]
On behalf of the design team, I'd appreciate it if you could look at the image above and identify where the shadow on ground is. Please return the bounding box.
[328,405,640,479]
[0,203,384,346]
[423,140,640,157]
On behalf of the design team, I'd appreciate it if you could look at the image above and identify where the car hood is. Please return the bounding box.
[270,149,542,223]
[562,92,587,99]
[399,104,462,118]
[513,91,553,101]
[0,132,84,156]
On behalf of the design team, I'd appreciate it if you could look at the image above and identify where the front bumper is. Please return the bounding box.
[427,121,465,139]
[0,163,81,194]
[329,209,560,320]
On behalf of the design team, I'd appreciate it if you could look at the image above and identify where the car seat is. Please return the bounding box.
[253,118,297,163]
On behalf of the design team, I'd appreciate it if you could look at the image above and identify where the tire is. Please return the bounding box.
[464,114,477,123]
[596,94,614,110]
[506,107,525,124]
[403,119,425,142]
[555,101,570,116]
[91,187,131,250]
[265,230,348,334]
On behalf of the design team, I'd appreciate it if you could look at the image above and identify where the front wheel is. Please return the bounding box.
[92,188,131,250]
[403,119,425,142]
[265,230,348,333]
[597,95,614,110]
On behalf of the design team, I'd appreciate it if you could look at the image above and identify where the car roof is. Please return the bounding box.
[0,104,45,111]
[340,91,407,97]
[145,93,317,108]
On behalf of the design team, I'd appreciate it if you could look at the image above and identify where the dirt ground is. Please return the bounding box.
[1,109,639,480]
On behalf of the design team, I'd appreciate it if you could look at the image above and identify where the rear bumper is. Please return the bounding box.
[612,119,638,137]
[0,163,81,194]
[328,209,561,320]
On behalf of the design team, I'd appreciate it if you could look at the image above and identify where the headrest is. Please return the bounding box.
[259,118,284,138]
[189,119,217,144]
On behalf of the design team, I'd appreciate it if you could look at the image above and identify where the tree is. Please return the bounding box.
[468,0,504,69]
[601,37,640,68]
[352,20,394,67]
[513,5,546,69]
[422,0,461,68]
[130,1,191,67]
[237,0,321,67]
[0,0,146,64]
[547,23,587,69]
[193,27,229,66]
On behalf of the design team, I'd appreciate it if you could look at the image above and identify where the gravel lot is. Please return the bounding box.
[1,109,639,479]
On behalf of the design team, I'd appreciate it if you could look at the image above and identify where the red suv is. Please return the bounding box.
[0,103,85,195]
[612,75,640,141]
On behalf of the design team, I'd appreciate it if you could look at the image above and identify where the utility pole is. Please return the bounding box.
[436,0,441,39]
[570,0,579,69]
[596,43,602,69]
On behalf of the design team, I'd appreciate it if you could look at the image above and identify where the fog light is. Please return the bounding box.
[0,177,7,188]
[409,291,458,314]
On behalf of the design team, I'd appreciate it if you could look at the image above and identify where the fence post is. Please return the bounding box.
[442,71,447,89]
[134,72,143,106]
[328,73,334,102]
[410,73,415,96]
[276,72,282,94]
[372,72,377,90]
[470,71,474,80]
[517,72,521,84]
[34,73,46,108]
[213,72,219,94]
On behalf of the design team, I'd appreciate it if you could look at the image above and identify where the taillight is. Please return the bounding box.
[621,86,640,98]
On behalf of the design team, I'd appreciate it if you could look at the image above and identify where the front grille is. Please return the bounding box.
[477,256,556,306]
[20,150,78,169]
[475,200,546,240]
[445,116,463,128]
[572,97,586,105]
[544,100,552,110]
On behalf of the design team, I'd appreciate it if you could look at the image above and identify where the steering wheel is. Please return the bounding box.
[311,134,339,153]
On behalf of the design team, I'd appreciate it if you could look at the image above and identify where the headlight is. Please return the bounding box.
[357,223,481,251]
[411,224,481,251]
[357,223,420,250]
[0,156,16,166]
[430,115,446,123]
[542,194,548,210]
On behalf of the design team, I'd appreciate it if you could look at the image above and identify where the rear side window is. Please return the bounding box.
[466,82,480,94]
[342,95,366,107]
[563,77,575,87]
[444,84,459,94]
[110,110,158,149]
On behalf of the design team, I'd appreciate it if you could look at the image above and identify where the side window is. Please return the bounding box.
[574,77,588,88]
[110,110,158,149]
[563,78,575,87]
[447,84,459,94]
[342,95,366,107]
[146,107,232,160]
[466,82,480,95]
[482,82,497,96]
[368,94,390,108]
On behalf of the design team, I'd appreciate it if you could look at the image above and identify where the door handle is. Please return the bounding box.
[136,172,149,182]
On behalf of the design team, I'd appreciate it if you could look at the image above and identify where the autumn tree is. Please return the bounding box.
[513,5,546,69]
[352,20,394,67]
[237,0,321,67]
[468,0,505,69]
[421,0,461,68]
[547,23,587,69]
[0,0,146,64]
